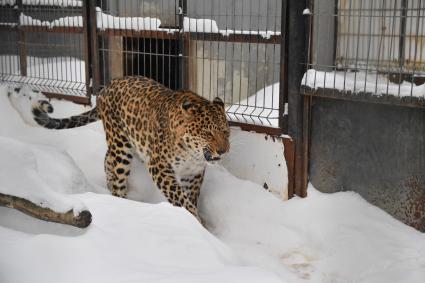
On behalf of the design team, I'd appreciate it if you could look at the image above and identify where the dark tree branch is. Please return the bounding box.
[0,192,92,228]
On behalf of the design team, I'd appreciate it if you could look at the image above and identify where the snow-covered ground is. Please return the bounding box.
[0,84,425,283]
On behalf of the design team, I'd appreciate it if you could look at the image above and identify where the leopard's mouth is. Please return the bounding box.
[203,149,221,162]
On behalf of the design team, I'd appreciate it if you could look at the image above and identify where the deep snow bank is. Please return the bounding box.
[0,83,424,283]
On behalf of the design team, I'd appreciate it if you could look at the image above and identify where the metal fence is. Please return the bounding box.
[0,0,286,135]
[93,0,285,133]
[301,0,425,108]
[0,0,89,102]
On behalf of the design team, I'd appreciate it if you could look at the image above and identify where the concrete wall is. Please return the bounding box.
[309,97,425,231]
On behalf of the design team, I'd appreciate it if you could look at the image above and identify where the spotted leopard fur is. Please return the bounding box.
[8,77,230,223]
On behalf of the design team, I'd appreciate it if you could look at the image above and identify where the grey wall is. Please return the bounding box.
[309,97,425,231]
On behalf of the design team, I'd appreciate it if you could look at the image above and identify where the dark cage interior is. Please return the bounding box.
[123,37,180,90]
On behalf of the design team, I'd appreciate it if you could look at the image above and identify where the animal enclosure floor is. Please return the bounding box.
[0,84,424,283]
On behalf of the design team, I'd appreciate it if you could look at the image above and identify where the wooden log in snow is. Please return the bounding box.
[0,192,92,228]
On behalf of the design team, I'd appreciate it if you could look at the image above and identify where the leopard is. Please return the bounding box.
[7,77,230,223]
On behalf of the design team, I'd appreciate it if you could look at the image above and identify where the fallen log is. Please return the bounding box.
[0,192,92,228]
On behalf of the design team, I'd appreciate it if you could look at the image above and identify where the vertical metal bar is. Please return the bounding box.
[82,0,92,100]
[399,0,408,70]
[279,0,287,132]
[16,0,27,77]
[287,0,309,198]
[178,0,187,90]
[301,94,311,198]
[88,0,101,94]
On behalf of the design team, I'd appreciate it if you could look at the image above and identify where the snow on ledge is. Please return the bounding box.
[15,9,280,38]
[19,13,83,28]
[0,0,82,7]
[302,69,425,98]
[183,17,281,39]
[95,7,165,32]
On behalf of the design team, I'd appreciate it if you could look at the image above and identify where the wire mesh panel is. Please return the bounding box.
[183,0,283,128]
[94,0,180,91]
[0,0,88,101]
[302,0,425,107]
[93,0,285,133]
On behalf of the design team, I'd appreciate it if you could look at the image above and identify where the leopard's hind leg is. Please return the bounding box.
[103,119,133,198]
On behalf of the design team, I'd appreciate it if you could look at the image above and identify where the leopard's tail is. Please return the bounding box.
[7,85,100,129]
[32,105,99,129]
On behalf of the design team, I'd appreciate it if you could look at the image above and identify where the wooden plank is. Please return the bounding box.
[228,121,282,135]
[42,92,90,105]
[187,32,281,44]
[97,29,178,40]
[301,85,425,109]
[21,26,84,34]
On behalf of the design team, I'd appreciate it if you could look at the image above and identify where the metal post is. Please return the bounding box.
[16,0,27,77]
[279,0,288,133]
[399,0,407,70]
[82,0,92,100]
[286,0,310,197]
[178,0,187,90]
[88,0,101,94]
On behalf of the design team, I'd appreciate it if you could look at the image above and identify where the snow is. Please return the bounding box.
[96,7,163,32]
[0,0,82,7]
[302,69,425,98]
[7,9,280,39]
[1,79,425,282]
[183,17,281,39]
[303,8,311,15]
[184,17,219,33]
[226,83,280,127]
[0,136,87,215]
[19,13,83,28]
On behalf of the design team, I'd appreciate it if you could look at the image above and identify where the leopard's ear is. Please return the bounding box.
[213,97,224,108]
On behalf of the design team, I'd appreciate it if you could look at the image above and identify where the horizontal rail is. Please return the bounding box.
[1,25,281,44]
[96,28,178,40]
[0,25,83,33]
[186,32,281,44]
[228,121,282,135]
[97,29,281,44]
[42,91,90,105]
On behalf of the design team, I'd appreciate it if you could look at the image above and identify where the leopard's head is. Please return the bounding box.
[174,93,230,162]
